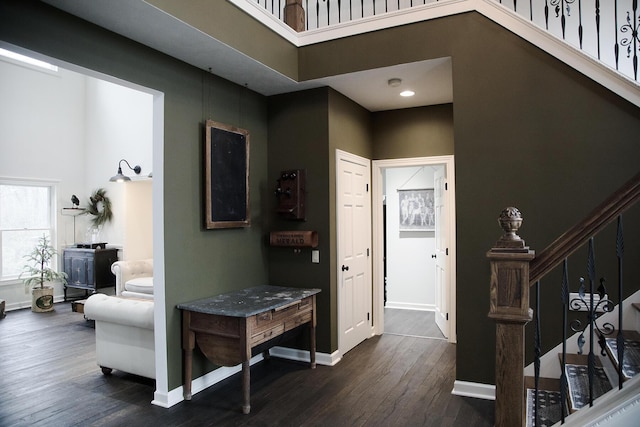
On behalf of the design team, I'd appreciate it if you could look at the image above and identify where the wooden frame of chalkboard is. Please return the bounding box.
[204,120,250,229]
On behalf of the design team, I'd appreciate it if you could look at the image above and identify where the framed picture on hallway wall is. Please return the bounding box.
[398,189,434,231]
[204,120,250,229]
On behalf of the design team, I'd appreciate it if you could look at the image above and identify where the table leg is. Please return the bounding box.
[242,360,251,414]
[310,322,316,369]
[182,311,194,400]
[310,295,317,369]
[183,348,193,400]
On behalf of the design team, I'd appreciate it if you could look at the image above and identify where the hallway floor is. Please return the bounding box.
[0,302,494,426]
[384,307,446,339]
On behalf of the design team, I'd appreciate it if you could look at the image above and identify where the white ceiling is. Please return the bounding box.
[41,0,453,112]
[315,58,452,112]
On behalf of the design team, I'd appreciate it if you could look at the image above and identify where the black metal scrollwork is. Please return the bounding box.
[620,11,640,57]
[570,278,615,355]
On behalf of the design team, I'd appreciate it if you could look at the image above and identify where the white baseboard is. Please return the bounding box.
[269,346,341,366]
[154,348,339,408]
[385,302,435,311]
[451,380,496,401]
[152,386,183,408]
[153,353,266,408]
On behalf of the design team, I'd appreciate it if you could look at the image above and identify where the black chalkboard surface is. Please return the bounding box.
[205,120,250,229]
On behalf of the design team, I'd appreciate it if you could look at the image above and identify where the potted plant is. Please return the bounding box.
[21,234,67,312]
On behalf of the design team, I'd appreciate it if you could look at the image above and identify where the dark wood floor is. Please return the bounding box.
[0,303,494,426]
[384,308,446,339]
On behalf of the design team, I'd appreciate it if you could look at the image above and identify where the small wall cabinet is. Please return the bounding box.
[63,247,118,301]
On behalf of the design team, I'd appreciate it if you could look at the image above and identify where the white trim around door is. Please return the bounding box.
[372,155,457,343]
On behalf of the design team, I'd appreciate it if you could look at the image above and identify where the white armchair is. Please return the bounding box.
[111,259,154,299]
[83,259,155,379]
[84,293,155,379]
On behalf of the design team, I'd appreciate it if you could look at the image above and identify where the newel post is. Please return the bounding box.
[487,207,535,427]
[284,0,305,32]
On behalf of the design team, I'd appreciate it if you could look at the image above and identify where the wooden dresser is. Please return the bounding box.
[177,285,321,414]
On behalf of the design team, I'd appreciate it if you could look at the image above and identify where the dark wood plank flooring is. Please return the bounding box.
[384,308,446,339]
[0,303,493,426]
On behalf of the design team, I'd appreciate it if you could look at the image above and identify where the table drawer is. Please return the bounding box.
[284,311,312,332]
[250,296,313,332]
[272,296,313,319]
[250,323,285,346]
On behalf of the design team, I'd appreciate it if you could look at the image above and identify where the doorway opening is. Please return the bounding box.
[372,156,456,343]
[0,41,168,405]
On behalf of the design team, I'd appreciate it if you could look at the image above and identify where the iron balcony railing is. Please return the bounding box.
[252,0,640,83]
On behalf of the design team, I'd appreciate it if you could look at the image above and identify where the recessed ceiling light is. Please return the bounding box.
[400,90,415,97]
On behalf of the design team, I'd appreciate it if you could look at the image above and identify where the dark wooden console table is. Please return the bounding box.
[177,285,321,414]
[63,246,118,301]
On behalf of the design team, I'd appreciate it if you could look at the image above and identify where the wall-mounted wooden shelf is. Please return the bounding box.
[269,231,318,248]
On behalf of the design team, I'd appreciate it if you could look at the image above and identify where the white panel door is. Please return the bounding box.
[337,150,371,356]
[434,166,449,338]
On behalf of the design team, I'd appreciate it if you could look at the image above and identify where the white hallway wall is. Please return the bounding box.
[84,77,153,260]
[0,55,152,309]
[385,166,442,311]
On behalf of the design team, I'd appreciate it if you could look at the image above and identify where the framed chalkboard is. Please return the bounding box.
[204,120,250,229]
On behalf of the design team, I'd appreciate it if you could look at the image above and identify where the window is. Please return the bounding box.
[0,181,56,281]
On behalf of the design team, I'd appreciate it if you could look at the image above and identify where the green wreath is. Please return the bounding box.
[84,188,113,227]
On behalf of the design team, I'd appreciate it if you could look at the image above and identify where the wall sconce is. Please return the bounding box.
[109,159,142,182]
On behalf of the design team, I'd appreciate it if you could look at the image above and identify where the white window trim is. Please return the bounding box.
[0,177,59,285]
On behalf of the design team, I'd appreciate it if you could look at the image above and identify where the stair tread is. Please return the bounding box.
[558,353,613,411]
[526,388,564,427]
[604,330,640,380]
[564,362,613,410]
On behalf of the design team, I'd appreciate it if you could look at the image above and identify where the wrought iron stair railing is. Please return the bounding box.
[488,171,640,427]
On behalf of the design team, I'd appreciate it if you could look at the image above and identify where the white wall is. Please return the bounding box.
[384,166,443,311]
[0,56,152,309]
[124,180,153,261]
[84,78,153,250]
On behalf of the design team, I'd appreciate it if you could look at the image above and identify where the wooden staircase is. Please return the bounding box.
[488,172,640,427]
[524,302,640,426]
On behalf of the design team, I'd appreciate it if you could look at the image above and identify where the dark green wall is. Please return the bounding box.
[147,0,299,80]
[0,0,270,389]
[328,88,374,159]
[451,13,640,379]
[267,88,373,352]
[372,104,454,159]
[299,12,640,385]
[267,88,332,351]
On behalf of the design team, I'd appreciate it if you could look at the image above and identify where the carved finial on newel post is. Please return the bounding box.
[495,207,528,251]
[487,207,535,427]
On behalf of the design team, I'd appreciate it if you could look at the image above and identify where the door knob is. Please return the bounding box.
[431,254,437,259]
[342,265,349,271]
